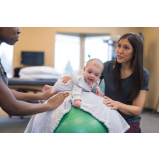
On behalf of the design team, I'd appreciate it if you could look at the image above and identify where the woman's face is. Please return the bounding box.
[116,38,134,64]
[0,27,21,45]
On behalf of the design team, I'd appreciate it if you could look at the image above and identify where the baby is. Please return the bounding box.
[42,58,104,108]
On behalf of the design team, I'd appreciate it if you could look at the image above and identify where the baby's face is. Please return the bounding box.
[83,63,102,85]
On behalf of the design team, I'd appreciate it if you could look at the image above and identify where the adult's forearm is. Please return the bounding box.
[0,80,50,116]
[11,89,43,101]
[118,103,142,117]
[6,100,50,116]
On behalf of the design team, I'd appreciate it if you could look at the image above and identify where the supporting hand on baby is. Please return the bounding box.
[95,88,103,97]
[103,96,121,110]
[74,99,81,108]
[47,92,70,110]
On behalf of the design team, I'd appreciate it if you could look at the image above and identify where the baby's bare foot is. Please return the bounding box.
[42,85,52,93]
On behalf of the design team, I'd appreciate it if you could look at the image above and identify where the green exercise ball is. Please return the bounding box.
[54,105,108,133]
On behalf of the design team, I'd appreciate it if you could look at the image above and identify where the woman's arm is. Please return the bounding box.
[10,87,57,101]
[0,79,69,116]
[103,90,146,117]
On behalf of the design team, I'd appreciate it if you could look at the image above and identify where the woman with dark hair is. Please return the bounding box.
[102,33,149,133]
[0,27,69,116]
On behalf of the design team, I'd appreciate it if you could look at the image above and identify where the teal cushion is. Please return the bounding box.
[54,105,108,133]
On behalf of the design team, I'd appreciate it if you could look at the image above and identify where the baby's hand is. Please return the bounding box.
[60,76,70,83]
[95,88,103,97]
[74,99,81,108]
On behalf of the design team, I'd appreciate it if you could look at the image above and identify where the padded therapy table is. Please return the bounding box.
[8,78,57,92]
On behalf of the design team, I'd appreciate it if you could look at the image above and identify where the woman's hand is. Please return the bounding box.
[47,92,70,110]
[95,88,103,97]
[103,96,121,110]
[60,76,70,83]
[41,86,59,100]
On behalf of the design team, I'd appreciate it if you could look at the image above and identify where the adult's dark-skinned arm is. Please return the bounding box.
[10,87,58,102]
[0,79,69,116]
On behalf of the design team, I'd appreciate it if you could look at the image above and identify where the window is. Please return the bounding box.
[84,36,111,94]
[84,35,111,65]
[0,43,14,78]
[54,34,80,77]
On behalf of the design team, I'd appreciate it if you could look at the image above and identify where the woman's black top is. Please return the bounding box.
[101,60,149,123]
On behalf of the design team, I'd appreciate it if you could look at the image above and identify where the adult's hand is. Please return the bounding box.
[60,76,70,83]
[103,96,121,110]
[47,92,70,110]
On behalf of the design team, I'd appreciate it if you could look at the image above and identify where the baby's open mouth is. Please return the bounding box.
[88,78,93,82]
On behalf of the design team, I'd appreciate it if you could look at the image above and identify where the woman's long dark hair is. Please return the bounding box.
[113,33,144,101]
